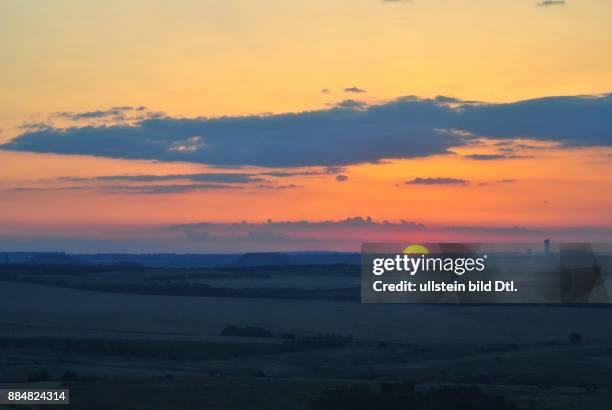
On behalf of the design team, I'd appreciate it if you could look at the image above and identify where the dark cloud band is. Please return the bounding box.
[2,93,611,167]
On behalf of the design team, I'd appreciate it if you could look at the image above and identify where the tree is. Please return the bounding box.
[568,332,583,345]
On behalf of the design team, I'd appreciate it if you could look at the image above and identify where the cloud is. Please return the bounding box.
[55,108,127,120]
[433,95,461,103]
[537,0,565,6]
[46,106,166,128]
[405,177,468,185]
[447,225,540,234]
[2,100,461,167]
[456,93,612,146]
[334,99,368,110]
[321,88,331,94]
[18,122,53,131]
[336,174,349,182]
[8,183,300,195]
[172,216,426,250]
[3,93,611,167]
[7,186,93,193]
[168,217,612,252]
[2,216,610,252]
[52,106,148,121]
[478,178,517,186]
[252,184,300,190]
[464,154,522,160]
[434,96,482,105]
[60,172,263,184]
[262,167,342,177]
[344,86,367,93]
[6,183,242,195]
[105,184,240,194]
[175,216,426,235]
[58,169,338,186]
[11,169,318,194]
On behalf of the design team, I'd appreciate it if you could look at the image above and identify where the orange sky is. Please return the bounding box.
[1,142,610,226]
[1,0,611,251]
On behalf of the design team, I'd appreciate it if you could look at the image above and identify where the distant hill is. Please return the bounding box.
[235,253,294,266]
[28,253,84,265]
[0,251,360,268]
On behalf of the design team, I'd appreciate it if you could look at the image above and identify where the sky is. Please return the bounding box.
[1,0,611,252]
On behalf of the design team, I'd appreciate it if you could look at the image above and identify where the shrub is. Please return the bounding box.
[568,332,583,345]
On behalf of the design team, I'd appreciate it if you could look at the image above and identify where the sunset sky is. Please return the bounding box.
[1,0,611,252]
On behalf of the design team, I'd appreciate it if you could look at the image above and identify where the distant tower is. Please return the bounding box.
[544,239,550,255]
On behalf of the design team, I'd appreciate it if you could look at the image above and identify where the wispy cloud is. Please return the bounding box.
[17,122,53,131]
[6,183,242,195]
[260,167,343,177]
[344,86,367,93]
[9,169,319,195]
[8,186,93,193]
[478,179,517,186]
[464,154,526,160]
[336,175,349,182]
[57,168,340,185]
[53,106,145,120]
[252,184,300,190]
[60,173,263,184]
[104,184,241,194]
[334,99,368,110]
[405,177,468,185]
[46,106,166,127]
[537,0,566,6]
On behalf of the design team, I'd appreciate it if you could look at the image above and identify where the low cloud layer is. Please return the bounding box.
[2,93,611,167]
[1,217,610,252]
[165,217,612,252]
[175,217,427,247]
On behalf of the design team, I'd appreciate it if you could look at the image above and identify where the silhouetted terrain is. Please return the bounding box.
[0,251,361,268]
[1,256,612,409]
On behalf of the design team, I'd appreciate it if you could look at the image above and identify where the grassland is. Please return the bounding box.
[2,266,612,409]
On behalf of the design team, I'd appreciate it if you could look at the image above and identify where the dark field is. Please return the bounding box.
[1,263,612,409]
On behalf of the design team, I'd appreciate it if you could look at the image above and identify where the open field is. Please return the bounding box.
[1,281,611,343]
[2,273,612,409]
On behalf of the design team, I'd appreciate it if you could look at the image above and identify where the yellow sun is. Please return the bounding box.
[403,244,430,254]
